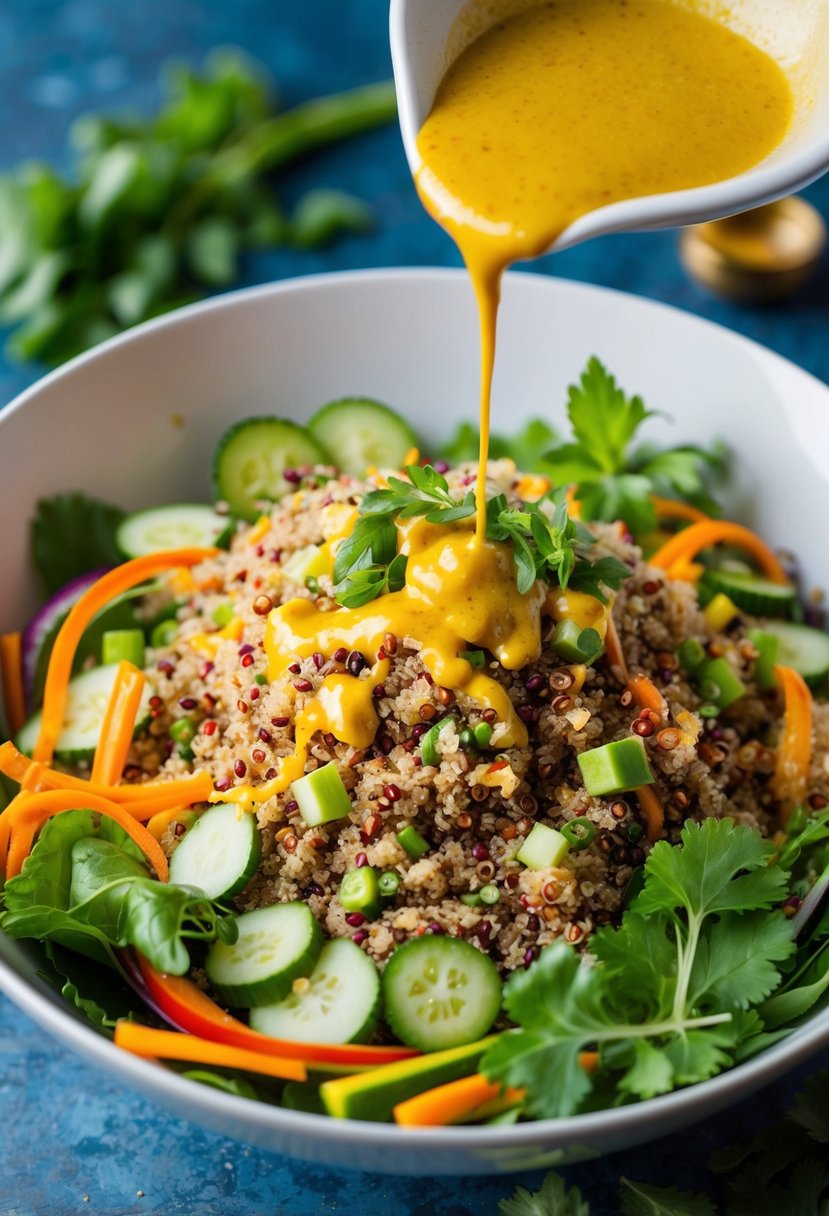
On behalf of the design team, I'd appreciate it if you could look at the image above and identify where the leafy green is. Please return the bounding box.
[0,51,396,366]
[483,819,796,1119]
[619,1179,715,1216]
[544,358,725,537]
[41,941,140,1031]
[0,810,235,974]
[179,1069,259,1100]
[499,1172,590,1216]
[31,492,125,597]
[335,464,628,608]
[440,418,559,474]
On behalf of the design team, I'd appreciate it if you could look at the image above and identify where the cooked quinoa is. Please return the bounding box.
[123,460,829,977]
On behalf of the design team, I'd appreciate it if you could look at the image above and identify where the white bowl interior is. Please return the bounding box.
[2,269,829,1173]
[390,0,829,247]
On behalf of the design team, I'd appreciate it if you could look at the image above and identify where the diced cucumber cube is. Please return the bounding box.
[515,823,570,870]
[550,619,585,662]
[747,628,779,690]
[340,867,382,919]
[697,657,746,710]
[577,737,654,796]
[282,544,328,586]
[101,629,146,668]
[397,825,429,859]
[291,763,352,828]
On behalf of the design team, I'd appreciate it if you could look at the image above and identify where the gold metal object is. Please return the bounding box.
[679,196,827,304]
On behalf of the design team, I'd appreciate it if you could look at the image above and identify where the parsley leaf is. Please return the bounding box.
[440,417,560,475]
[499,1172,590,1216]
[619,1179,715,1216]
[361,464,476,524]
[545,358,725,537]
[483,820,796,1120]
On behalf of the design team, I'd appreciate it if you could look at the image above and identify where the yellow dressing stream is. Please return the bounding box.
[415,0,793,537]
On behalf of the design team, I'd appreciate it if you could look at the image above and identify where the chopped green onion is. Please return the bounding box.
[151,618,179,648]
[170,718,197,744]
[101,628,146,668]
[460,892,482,907]
[305,576,321,595]
[473,722,493,749]
[397,825,430,859]
[460,649,486,668]
[378,870,401,897]
[212,603,235,627]
[479,883,500,905]
[561,817,596,850]
[677,638,707,673]
[254,673,268,686]
[339,867,382,920]
[698,703,719,719]
[420,716,456,766]
[458,728,477,751]
[697,657,746,710]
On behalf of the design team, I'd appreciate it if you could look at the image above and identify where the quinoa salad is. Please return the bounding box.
[3,363,829,1125]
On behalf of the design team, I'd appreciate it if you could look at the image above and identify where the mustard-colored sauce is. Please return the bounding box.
[217,2,793,808]
[415,0,793,537]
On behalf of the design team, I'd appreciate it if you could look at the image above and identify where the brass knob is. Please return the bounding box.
[679,196,827,304]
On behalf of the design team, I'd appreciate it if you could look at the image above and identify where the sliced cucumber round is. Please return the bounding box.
[169,802,261,900]
[213,417,328,522]
[700,568,796,617]
[16,663,153,762]
[308,397,418,476]
[117,504,232,558]
[759,620,829,689]
[205,902,323,1008]
[250,938,381,1045]
[382,936,502,1052]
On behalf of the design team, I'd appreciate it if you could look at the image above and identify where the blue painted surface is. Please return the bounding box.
[1,1,828,1211]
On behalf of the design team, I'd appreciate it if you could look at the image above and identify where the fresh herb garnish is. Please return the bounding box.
[0,51,396,366]
[334,466,627,606]
[440,417,559,475]
[483,818,795,1119]
[545,358,725,537]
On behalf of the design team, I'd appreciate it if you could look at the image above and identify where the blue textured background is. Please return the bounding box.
[1,1,828,1212]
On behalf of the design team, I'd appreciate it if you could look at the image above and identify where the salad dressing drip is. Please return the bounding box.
[414,0,793,537]
[220,0,792,806]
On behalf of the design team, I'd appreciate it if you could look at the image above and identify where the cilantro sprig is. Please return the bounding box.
[333,465,628,607]
[483,818,796,1120]
[544,357,726,537]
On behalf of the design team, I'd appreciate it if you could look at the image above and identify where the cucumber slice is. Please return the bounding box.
[250,939,381,1045]
[168,802,261,900]
[117,504,232,558]
[16,663,153,762]
[700,568,796,617]
[758,621,829,689]
[205,903,323,1008]
[382,937,502,1052]
[213,418,328,522]
[308,398,418,476]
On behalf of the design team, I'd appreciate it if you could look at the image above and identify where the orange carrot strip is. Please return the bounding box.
[0,741,213,815]
[0,633,26,736]
[394,1073,523,1127]
[604,615,629,684]
[635,785,665,843]
[649,520,788,585]
[0,790,34,873]
[113,1021,307,1083]
[627,674,666,717]
[90,662,146,786]
[138,957,419,1067]
[2,789,169,881]
[650,496,709,524]
[772,664,813,820]
[35,548,216,765]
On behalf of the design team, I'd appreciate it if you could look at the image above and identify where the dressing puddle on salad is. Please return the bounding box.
[415,0,793,538]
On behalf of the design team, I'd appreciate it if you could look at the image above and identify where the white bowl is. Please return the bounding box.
[1,269,829,1175]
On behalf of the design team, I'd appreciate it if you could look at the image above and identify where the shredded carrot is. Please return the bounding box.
[650,496,709,524]
[771,664,813,820]
[394,1073,524,1127]
[635,784,665,843]
[604,615,629,684]
[90,662,146,786]
[113,1021,307,1082]
[0,632,27,736]
[648,520,788,585]
[580,1050,599,1073]
[138,957,419,1067]
[35,548,216,765]
[0,740,213,815]
[627,674,666,717]
[1,789,169,880]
